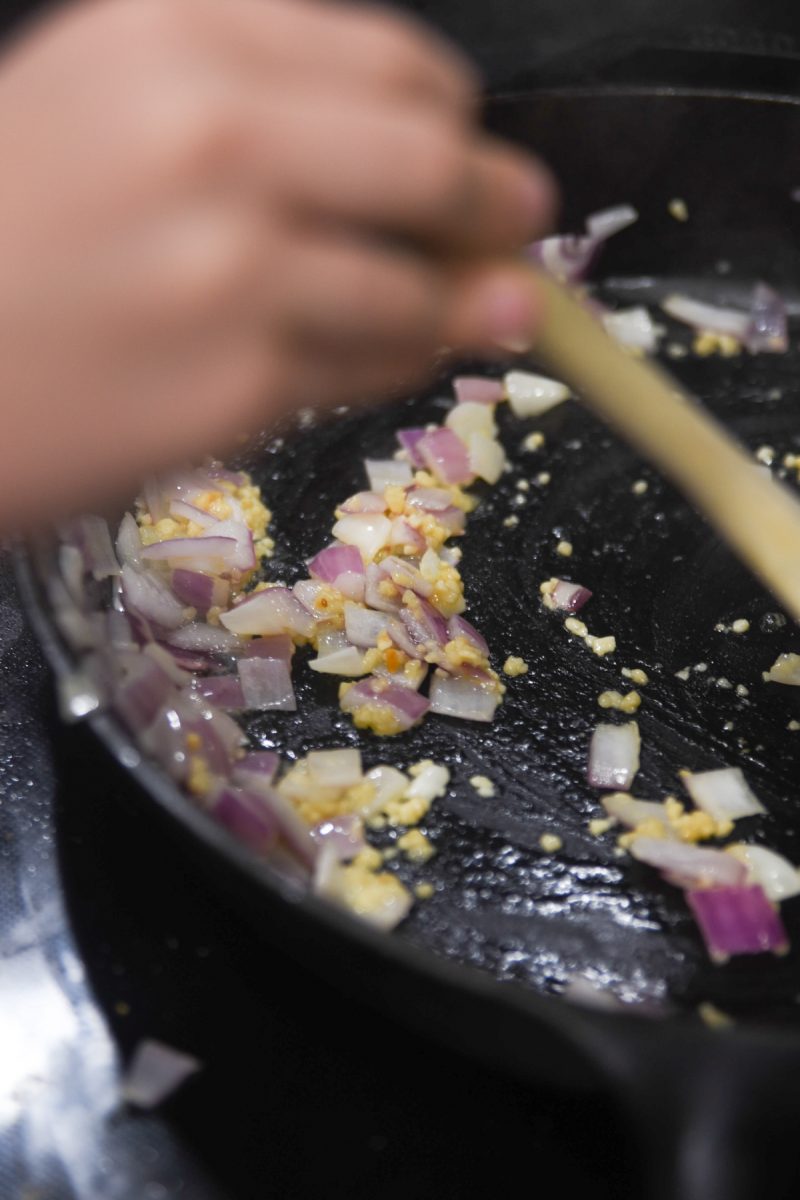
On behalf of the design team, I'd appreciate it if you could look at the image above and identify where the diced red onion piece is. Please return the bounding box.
[230,776,316,870]
[340,678,430,729]
[309,645,368,676]
[243,634,293,662]
[232,750,280,788]
[142,536,238,572]
[587,722,640,790]
[389,518,425,554]
[446,615,488,656]
[682,767,765,822]
[365,458,413,492]
[436,506,466,535]
[308,544,364,583]
[221,587,315,638]
[417,427,473,485]
[170,568,230,613]
[526,234,597,284]
[380,555,433,598]
[337,491,388,514]
[467,432,505,484]
[142,476,169,523]
[195,674,246,709]
[661,294,751,339]
[207,462,247,486]
[121,1039,201,1109]
[310,814,365,861]
[165,622,241,655]
[747,282,788,353]
[405,486,454,512]
[363,563,401,614]
[687,885,789,961]
[399,596,448,653]
[629,836,747,889]
[113,652,174,732]
[199,518,255,570]
[121,564,187,630]
[504,370,570,418]
[727,843,800,902]
[344,602,417,657]
[331,514,392,562]
[238,656,296,710]
[396,428,427,468]
[551,580,593,613]
[453,376,504,405]
[212,786,281,851]
[428,671,500,722]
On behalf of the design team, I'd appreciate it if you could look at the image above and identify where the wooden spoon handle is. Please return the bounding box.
[532,270,800,622]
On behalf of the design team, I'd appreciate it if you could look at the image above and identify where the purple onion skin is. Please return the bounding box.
[212,788,280,851]
[687,885,789,961]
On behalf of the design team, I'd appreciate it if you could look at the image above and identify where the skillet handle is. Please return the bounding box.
[581,1017,800,1200]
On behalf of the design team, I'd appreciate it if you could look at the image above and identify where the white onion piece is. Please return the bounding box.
[601,792,672,830]
[221,588,315,638]
[169,499,219,529]
[682,767,765,822]
[310,645,368,676]
[587,722,640,790]
[206,518,256,570]
[445,401,497,441]
[307,748,363,789]
[467,432,506,484]
[629,837,747,890]
[363,765,409,814]
[585,203,638,240]
[332,514,392,563]
[334,571,367,602]
[405,762,449,803]
[115,512,143,568]
[344,602,393,648]
[727,843,800,902]
[428,672,500,722]
[765,653,800,685]
[661,294,751,339]
[315,628,350,657]
[602,306,660,352]
[503,370,570,418]
[365,458,413,492]
[121,1039,201,1109]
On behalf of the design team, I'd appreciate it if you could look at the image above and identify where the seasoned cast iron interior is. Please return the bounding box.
[34,90,800,1026]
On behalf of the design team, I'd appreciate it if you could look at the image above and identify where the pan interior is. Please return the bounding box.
[227,91,800,1023]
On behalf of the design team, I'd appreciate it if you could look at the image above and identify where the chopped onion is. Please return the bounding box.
[243,634,293,662]
[310,814,366,861]
[220,587,315,638]
[405,486,454,512]
[452,376,504,405]
[113,652,174,733]
[399,597,448,653]
[212,785,280,851]
[170,569,229,613]
[115,512,143,568]
[467,432,506,484]
[395,428,427,468]
[417,427,473,485]
[309,645,368,676]
[232,750,280,788]
[585,204,639,240]
[682,767,765,822]
[549,580,593,613]
[237,656,296,710]
[602,306,660,352]
[331,513,392,562]
[379,555,433,599]
[307,748,363,789]
[629,836,747,889]
[747,282,788,353]
[428,670,500,722]
[526,234,597,284]
[195,674,246,709]
[203,518,256,571]
[365,458,413,492]
[364,563,401,614]
[446,614,488,656]
[445,402,497,441]
[687,885,789,961]
[166,622,242,654]
[307,543,364,583]
[72,515,121,580]
[337,491,387,514]
[503,370,570,418]
[363,765,409,813]
[389,518,425,554]
[168,498,219,529]
[235,779,316,869]
[121,565,188,630]
[339,679,430,729]
[142,535,238,572]
[726,843,800,903]
[661,294,751,340]
[587,722,640,790]
[121,1039,201,1109]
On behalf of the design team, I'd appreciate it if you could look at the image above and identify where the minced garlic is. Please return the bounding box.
[398,829,435,863]
[470,775,495,798]
[598,689,641,713]
[668,197,689,221]
[622,668,649,685]
[523,431,545,451]
[556,540,573,557]
[503,655,528,677]
[539,833,562,852]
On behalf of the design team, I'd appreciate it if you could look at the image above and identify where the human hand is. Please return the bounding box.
[0,0,555,526]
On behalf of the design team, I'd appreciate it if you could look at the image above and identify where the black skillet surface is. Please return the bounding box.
[17,89,800,1199]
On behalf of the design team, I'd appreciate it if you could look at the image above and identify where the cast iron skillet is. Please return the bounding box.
[16,88,800,1199]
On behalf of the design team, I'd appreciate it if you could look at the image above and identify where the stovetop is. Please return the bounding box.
[0,551,637,1199]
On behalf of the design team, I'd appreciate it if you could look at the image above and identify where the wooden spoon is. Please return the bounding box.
[531,270,800,622]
